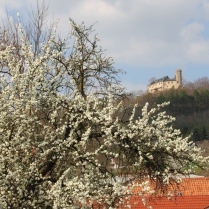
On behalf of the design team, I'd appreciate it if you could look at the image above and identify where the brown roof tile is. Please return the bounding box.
[122,178,209,209]
[93,178,209,209]
[133,177,209,196]
[119,195,209,209]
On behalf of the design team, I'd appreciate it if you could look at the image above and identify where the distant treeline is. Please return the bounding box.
[154,88,209,141]
[125,76,209,142]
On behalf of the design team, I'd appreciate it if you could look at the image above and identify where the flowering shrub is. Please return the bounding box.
[0,19,208,209]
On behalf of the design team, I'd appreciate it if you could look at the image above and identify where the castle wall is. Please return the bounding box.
[147,69,182,93]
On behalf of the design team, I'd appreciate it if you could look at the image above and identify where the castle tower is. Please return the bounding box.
[176,69,182,87]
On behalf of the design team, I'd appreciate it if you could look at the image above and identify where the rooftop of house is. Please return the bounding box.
[121,177,209,209]
[92,177,209,209]
[124,195,209,209]
[133,177,209,195]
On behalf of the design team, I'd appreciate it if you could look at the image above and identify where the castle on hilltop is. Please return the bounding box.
[147,69,182,93]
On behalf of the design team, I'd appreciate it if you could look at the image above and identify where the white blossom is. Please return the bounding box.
[0,18,208,209]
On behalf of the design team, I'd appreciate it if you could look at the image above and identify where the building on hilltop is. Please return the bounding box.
[147,69,182,93]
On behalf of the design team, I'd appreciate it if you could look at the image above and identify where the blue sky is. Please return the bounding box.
[1,0,209,92]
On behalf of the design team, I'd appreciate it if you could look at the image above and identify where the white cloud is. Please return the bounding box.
[6,0,201,67]
[0,0,209,89]
[180,22,205,42]
[202,0,209,20]
[185,41,209,63]
[46,0,205,67]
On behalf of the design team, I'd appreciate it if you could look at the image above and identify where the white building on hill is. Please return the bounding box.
[147,69,182,93]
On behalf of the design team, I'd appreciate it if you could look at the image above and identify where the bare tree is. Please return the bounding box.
[184,76,209,93]
[24,1,54,56]
[0,1,54,75]
[47,18,125,98]
[0,3,125,98]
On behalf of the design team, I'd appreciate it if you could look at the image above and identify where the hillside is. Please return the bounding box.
[126,76,209,142]
[123,77,209,176]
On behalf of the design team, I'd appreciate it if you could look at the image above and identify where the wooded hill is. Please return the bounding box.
[126,76,209,142]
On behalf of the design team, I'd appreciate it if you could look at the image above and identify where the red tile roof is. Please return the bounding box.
[93,178,209,209]
[119,195,209,209]
[133,177,209,196]
[178,177,209,195]
[120,177,209,209]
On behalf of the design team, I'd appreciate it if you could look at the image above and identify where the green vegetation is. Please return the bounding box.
[126,76,209,142]
[154,88,209,141]
[124,77,209,176]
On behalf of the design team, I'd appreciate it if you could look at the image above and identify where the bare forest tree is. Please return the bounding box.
[184,76,209,92]
[0,2,53,73]
[0,2,124,98]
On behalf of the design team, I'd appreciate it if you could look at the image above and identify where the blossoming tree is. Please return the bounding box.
[0,17,208,209]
